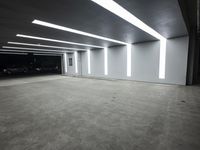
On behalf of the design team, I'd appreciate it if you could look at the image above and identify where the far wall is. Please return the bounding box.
[65,36,189,85]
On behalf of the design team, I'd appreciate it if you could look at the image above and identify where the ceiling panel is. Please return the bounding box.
[0,0,187,50]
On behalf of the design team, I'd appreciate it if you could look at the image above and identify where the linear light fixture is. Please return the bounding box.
[32,19,127,45]
[91,0,165,40]
[34,53,62,56]
[0,52,27,55]
[159,39,167,79]
[8,42,87,51]
[91,0,166,79]
[127,44,132,77]
[63,53,68,73]
[0,49,64,54]
[2,46,67,53]
[16,34,104,49]
[87,49,91,74]
[104,47,108,75]
[74,51,78,73]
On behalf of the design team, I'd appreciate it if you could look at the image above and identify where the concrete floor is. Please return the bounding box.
[0,75,200,150]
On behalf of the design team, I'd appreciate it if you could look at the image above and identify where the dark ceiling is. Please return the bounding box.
[0,0,188,51]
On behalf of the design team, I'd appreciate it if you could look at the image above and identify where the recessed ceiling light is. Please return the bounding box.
[0,52,27,55]
[0,49,64,54]
[32,19,127,45]
[33,53,62,56]
[2,46,68,53]
[91,0,165,40]
[8,42,87,51]
[16,34,104,49]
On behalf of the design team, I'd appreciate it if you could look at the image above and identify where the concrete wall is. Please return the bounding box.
[76,36,189,85]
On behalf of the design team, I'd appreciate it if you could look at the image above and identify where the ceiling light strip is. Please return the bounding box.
[2,46,67,52]
[8,42,87,51]
[91,0,165,40]
[0,49,63,54]
[32,19,127,45]
[16,34,104,48]
[0,52,27,55]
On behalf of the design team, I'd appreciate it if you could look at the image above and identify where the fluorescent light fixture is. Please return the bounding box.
[74,51,78,73]
[2,46,67,53]
[34,53,62,56]
[0,49,64,54]
[63,53,68,73]
[159,39,167,79]
[127,44,132,77]
[16,34,104,49]
[87,49,91,74]
[32,19,127,45]
[8,42,87,51]
[91,0,165,40]
[0,52,27,55]
[104,47,108,75]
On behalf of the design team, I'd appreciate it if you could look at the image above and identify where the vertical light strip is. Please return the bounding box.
[74,51,78,73]
[104,47,108,75]
[87,49,91,74]
[127,44,132,77]
[159,39,167,79]
[63,53,67,73]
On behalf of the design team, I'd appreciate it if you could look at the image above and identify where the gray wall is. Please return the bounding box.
[78,36,189,85]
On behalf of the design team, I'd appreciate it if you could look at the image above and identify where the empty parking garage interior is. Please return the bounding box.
[0,0,200,150]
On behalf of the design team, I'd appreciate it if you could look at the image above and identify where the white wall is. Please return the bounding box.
[107,46,127,79]
[164,37,189,84]
[90,49,104,77]
[64,52,81,76]
[77,36,189,85]
[131,41,160,82]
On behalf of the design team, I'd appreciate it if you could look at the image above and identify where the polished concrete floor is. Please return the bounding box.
[0,75,200,150]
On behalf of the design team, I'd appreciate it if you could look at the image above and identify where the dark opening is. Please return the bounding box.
[0,53,61,77]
